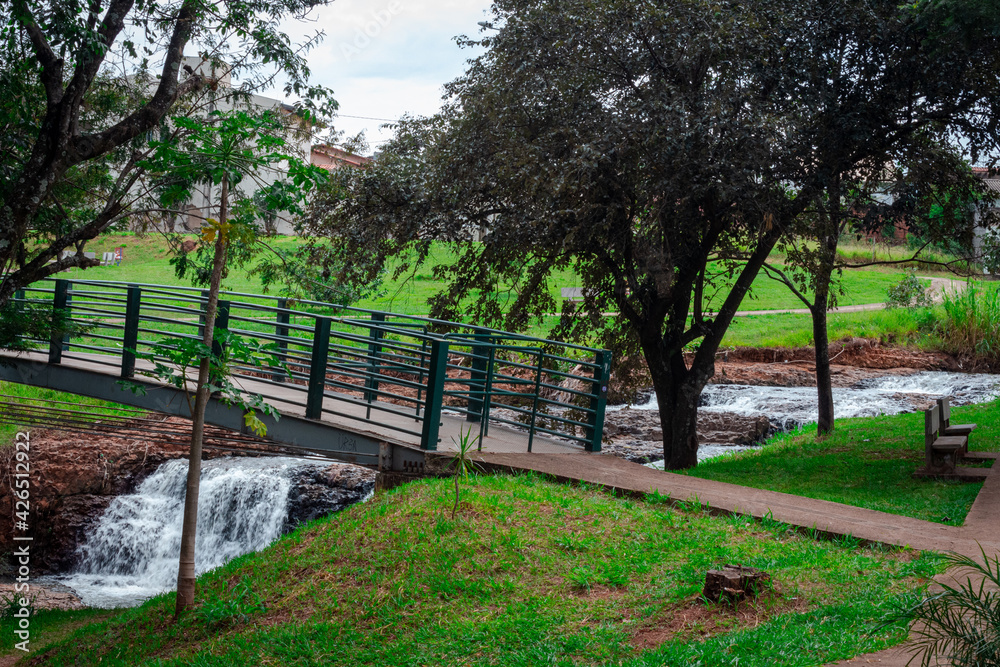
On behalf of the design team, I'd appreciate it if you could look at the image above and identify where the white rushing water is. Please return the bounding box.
[633,371,1000,431]
[48,457,321,608]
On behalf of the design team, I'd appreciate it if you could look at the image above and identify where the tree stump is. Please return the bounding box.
[703,564,770,603]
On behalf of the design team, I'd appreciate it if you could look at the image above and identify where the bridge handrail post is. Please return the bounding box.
[121,286,142,378]
[527,349,545,453]
[584,350,611,452]
[419,339,449,451]
[210,300,231,389]
[306,317,332,420]
[364,312,386,418]
[466,328,490,423]
[272,298,289,383]
[48,279,71,364]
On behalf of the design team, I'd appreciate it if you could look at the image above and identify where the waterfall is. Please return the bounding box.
[53,456,364,608]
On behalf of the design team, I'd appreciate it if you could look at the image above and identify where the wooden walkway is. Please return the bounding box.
[471,450,1000,667]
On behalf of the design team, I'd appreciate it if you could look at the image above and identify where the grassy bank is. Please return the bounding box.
[65,233,922,316]
[12,475,940,667]
[720,307,932,348]
[686,401,1000,525]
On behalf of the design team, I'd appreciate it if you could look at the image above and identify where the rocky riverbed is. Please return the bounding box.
[599,356,999,465]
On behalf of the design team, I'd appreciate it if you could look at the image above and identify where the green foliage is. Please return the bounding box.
[139,108,328,290]
[447,426,483,519]
[893,549,1000,667]
[0,0,338,304]
[885,271,933,309]
[0,591,34,620]
[127,328,287,436]
[935,283,1000,366]
[0,299,89,353]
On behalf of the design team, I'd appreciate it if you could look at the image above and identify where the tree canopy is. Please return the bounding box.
[0,0,336,304]
[282,0,1000,467]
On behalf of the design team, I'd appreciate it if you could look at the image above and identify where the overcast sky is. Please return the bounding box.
[266,0,493,154]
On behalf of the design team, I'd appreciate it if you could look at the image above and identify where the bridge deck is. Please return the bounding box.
[0,350,582,459]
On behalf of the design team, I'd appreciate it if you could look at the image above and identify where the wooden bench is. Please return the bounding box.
[923,403,967,474]
[914,400,989,480]
[937,396,976,439]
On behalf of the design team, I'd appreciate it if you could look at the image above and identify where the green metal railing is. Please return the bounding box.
[13,279,612,452]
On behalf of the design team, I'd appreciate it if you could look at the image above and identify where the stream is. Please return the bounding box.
[636,371,1000,432]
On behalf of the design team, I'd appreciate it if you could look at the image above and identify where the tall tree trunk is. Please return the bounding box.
[644,336,709,470]
[811,192,841,437]
[811,294,834,435]
[175,174,229,617]
[637,222,788,470]
[656,376,702,469]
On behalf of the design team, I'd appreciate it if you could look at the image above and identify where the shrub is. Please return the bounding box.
[885,272,932,309]
[895,549,1000,667]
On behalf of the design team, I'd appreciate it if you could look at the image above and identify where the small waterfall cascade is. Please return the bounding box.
[634,371,1000,431]
[54,456,364,608]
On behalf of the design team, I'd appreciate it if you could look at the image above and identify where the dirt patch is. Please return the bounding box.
[0,583,84,611]
[630,590,805,651]
[716,339,963,371]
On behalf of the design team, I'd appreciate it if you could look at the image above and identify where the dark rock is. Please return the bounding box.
[39,495,115,572]
[600,409,772,463]
[283,464,375,531]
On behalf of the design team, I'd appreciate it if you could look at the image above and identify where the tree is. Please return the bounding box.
[301,0,1000,469]
[138,107,325,615]
[749,0,1000,434]
[0,0,335,307]
[303,0,813,470]
[765,145,993,435]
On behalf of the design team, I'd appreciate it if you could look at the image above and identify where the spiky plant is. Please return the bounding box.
[900,548,1000,667]
[448,427,483,520]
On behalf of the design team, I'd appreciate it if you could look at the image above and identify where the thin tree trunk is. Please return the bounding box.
[811,192,841,437]
[811,296,834,435]
[175,174,229,617]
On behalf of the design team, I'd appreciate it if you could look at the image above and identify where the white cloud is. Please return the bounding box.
[266,0,491,153]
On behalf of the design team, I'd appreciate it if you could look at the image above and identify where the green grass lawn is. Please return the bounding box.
[685,401,1000,526]
[64,233,926,316]
[721,308,934,348]
[7,474,941,667]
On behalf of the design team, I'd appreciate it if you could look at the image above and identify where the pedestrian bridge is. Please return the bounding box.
[0,279,611,472]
